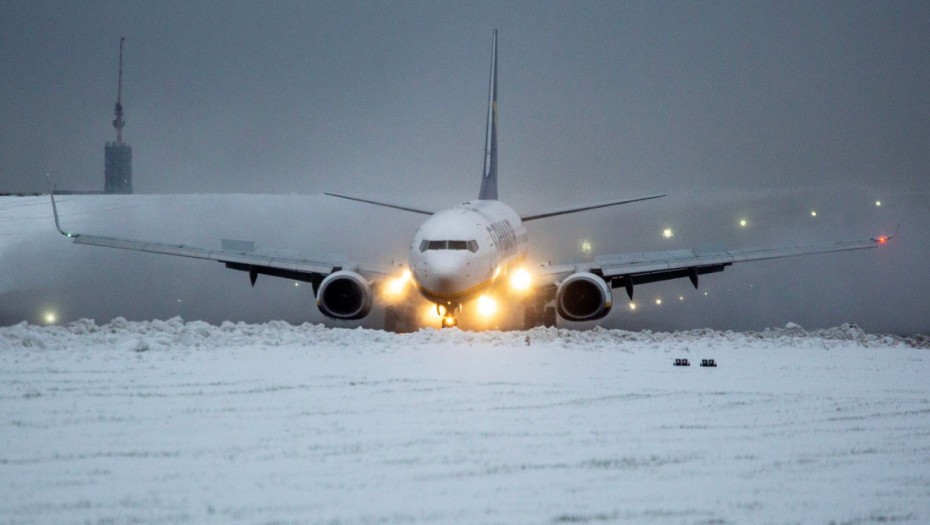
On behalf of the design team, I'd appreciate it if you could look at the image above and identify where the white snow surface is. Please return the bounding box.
[2,320,929,524]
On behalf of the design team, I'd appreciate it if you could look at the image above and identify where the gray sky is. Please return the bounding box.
[2,1,927,198]
[1,1,927,333]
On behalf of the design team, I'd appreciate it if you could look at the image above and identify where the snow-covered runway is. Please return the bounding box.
[2,320,928,523]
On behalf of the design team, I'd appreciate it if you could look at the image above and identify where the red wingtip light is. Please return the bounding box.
[878,236,887,244]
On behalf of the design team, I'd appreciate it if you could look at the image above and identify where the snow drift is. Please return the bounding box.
[2,319,928,523]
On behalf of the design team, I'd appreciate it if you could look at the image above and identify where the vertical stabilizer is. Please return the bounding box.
[478,30,498,200]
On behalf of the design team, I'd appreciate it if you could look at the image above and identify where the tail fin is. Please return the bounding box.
[478,30,498,201]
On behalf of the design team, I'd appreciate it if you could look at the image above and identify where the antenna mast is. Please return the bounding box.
[113,37,125,144]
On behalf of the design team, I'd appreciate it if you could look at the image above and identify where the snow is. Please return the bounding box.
[2,320,928,523]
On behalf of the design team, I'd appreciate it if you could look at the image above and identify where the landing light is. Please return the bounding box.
[476,295,497,317]
[385,269,412,297]
[437,304,447,317]
[510,268,531,291]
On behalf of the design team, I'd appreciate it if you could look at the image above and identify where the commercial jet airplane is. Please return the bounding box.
[51,31,891,330]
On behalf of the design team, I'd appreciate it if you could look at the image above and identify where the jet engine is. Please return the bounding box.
[316,271,373,320]
[555,272,612,321]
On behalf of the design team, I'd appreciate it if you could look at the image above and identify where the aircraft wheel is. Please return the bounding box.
[384,306,399,333]
[542,306,557,328]
[523,306,539,330]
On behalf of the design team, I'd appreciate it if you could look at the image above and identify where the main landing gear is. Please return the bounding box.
[384,305,417,333]
[524,304,556,329]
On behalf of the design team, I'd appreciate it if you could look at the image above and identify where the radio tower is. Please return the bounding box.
[114,36,125,144]
[104,37,132,194]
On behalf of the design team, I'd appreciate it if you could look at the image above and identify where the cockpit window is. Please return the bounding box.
[421,240,479,252]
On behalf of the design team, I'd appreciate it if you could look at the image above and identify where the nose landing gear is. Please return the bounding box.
[437,303,460,329]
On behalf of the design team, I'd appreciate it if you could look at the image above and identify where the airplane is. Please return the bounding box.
[50,30,891,331]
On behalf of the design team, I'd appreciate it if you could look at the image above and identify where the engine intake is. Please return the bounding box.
[556,272,612,321]
[316,271,373,320]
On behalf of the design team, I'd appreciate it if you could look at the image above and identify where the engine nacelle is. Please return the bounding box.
[555,272,612,322]
[316,271,373,320]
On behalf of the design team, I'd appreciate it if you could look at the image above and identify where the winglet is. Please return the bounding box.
[478,29,498,201]
[47,175,77,238]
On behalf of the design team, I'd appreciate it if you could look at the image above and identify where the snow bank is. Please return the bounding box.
[2,317,925,353]
[2,320,928,524]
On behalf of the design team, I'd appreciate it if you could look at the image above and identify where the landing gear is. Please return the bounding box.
[523,304,557,329]
[384,305,416,333]
[436,303,459,329]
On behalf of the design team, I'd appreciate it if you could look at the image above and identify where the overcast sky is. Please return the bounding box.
[1,1,927,332]
[2,1,928,200]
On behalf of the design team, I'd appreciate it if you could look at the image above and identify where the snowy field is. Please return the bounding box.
[2,319,928,524]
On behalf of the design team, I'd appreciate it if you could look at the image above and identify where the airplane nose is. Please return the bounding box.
[423,255,467,295]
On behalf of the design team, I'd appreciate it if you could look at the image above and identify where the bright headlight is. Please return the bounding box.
[510,268,531,291]
[476,295,497,317]
[384,269,412,298]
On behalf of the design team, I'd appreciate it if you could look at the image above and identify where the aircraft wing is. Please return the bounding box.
[532,235,891,299]
[50,192,396,289]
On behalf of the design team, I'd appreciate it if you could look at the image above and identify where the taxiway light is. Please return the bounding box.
[739,219,748,228]
[43,311,57,324]
[875,200,882,207]
[510,268,532,291]
[662,228,674,239]
[629,302,636,311]
[655,299,662,305]
[810,210,817,217]
[476,295,497,317]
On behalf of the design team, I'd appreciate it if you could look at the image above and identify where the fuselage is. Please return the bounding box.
[408,200,527,308]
